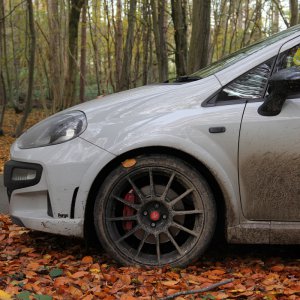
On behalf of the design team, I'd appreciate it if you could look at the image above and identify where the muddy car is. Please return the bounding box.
[4,25,300,267]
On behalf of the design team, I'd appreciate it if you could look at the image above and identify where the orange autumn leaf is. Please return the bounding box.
[81,256,93,264]
[215,292,230,299]
[270,264,285,272]
[210,269,226,275]
[81,294,94,300]
[68,285,83,297]
[71,271,89,278]
[26,262,41,271]
[122,158,137,168]
[118,274,132,285]
[161,280,180,287]
[103,296,115,300]
[120,294,137,300]
[53,276,73,288]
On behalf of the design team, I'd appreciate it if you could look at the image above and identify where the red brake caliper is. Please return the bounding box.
[123,189,136,231]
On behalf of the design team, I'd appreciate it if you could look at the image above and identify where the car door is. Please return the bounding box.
[239,38,300,222]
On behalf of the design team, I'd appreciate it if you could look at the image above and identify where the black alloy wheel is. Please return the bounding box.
[94,154,216,267]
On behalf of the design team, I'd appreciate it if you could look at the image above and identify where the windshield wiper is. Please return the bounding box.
[175,75,201,83]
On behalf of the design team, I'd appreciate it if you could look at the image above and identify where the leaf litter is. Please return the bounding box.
[0,215,299,299]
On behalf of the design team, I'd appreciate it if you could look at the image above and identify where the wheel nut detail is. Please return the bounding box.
[151,222,156,227]
[143,211,148,216]
[150,210,160,221]
[162,214,167,220]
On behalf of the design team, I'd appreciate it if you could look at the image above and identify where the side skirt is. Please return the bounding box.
[227,221,300,244]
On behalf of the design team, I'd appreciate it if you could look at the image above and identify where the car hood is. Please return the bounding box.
[76,76,221,151]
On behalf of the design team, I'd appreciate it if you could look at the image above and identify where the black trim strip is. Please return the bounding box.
[47,192,53,217]
[70,187,79,219]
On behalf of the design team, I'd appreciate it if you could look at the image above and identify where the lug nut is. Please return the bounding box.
[162,214,167,220]
[143,211,148,216]
[154,203,159,209]
[151,222,156,228]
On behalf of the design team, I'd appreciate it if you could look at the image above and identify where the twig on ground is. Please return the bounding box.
[159,278,234,300]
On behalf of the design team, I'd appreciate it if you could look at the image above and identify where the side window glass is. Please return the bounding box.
[216,58,274,101]
[274,44,300,72]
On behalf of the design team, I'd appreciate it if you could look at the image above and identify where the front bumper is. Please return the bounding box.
[4,137,115,237]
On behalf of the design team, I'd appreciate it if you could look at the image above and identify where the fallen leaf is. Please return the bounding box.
[49,268,63,279]
[162,280,180,287]
[122,159,137,168]
[81,256,93,264]
[270,265,285,272]
[0,290,12,300]
[71,271,89,278]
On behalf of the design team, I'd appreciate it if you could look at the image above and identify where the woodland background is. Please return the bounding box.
[0,0,299,136]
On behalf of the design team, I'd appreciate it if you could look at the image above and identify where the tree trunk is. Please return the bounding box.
[47,0,64,112]
[15,0,36,137]
[88,4,101,96]
[249,0,263,43]
[119,0,137,91]
[171,0,188,77]
[142,0,151,85]
[290,0,298,26]
[64,0,85,108]
[0,0,6,134]
[103,0,115,93]
[114,0,123,91]
[1,0,12,107]
[79,0,87,102]
[272,1,279,33]
[150,0,168,82]
[188,0,211,73]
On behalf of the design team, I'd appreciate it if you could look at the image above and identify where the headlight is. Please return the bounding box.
[17,110,87,149]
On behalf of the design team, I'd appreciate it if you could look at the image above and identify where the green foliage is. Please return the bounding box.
[49,268,63,278]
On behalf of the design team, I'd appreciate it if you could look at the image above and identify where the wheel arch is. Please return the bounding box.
[84,146,230,246]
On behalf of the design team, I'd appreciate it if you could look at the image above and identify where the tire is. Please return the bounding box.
[94,154,216,267]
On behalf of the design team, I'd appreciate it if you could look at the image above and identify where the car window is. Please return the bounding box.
[215,58,275,101]
[274,44,300,72]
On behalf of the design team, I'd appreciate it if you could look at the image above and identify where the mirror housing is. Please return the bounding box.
[258,67,300,116]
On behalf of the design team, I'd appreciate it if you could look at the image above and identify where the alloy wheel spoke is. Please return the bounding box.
[116,224,141,243]
[173,209,203,216]
[161,172,176,201]
[112,195,140,210]
[127,176,145,202]
[149,168,155,198]
[107,215,137,222]
[135,231,150,259]
[166,230,184,256]
[169,188,194,207]
[171,222,198,237]
[155,234,161,266]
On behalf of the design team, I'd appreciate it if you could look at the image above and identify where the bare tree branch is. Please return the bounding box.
[272,0,290,27]
[159,278,234,300]
[0,0,26,21]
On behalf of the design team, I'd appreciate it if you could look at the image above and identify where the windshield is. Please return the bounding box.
[191,24,300,79]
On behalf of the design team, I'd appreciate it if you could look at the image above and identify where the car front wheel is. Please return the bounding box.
[94,154,216,267]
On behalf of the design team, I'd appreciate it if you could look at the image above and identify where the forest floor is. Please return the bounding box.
[0,109,299,300]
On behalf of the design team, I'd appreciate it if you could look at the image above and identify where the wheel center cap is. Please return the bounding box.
[150,211,160,221]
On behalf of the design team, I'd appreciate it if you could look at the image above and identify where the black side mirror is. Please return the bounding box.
[258,67,300,116]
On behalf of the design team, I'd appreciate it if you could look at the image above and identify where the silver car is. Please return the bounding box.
[4,25,300,267]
